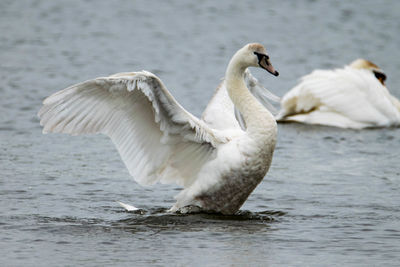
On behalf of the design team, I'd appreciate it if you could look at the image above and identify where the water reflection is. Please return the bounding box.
[113,209,285,233]
[29,209,286,236]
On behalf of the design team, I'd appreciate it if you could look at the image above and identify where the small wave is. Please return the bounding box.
[110,207,286,234]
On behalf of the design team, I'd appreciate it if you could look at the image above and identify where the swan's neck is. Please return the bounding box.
[225,59,276,136]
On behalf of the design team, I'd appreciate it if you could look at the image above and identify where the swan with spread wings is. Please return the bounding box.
[38,43,280,214]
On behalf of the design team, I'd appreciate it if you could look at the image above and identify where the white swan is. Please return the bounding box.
[276,59,400,129]
[38,43,279,215]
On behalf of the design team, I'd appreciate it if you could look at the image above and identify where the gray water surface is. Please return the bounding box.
[1,0,400,266]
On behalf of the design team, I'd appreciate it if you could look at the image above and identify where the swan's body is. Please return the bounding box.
[38,43,279,214]
[276,59,400,129]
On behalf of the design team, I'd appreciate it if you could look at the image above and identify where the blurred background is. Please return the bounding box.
[1,0,399,266]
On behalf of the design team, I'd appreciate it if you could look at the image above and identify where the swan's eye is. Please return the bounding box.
[254,52,269,61]
[373,70,386,83]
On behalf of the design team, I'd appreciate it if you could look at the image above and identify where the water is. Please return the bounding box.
[1,0,400,266]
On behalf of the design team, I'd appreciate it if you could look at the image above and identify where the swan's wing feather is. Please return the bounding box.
[244,69,280,113]
[39,71,225,187]
[235,70,280,129]
[277,67,400,127]
[202,69,280,130]
[201,81,242,130]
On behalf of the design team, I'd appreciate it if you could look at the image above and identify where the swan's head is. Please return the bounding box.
[235,43,279,76]
[349,59,386,85]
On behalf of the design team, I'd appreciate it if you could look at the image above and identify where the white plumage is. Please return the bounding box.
[276,59,400,129]
[39,43,280,214]
[203,69,280,131]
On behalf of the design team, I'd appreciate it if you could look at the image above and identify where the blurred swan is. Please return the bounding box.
[38,43,279,215]
[276,59,400,129]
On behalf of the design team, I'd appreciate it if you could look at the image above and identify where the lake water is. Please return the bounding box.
[1,0,400,266]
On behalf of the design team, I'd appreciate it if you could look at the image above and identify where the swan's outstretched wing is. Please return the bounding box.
[202,69,280,130]
[276,67,400,128]
[39,71,227,187]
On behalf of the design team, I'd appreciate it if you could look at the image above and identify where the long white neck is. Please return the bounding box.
[225,54,277,137]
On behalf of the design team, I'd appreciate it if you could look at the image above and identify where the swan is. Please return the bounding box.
[276,59,400,129]
[38,43,279,215]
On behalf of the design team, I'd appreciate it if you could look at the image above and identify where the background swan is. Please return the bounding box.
[276,59,400,129]
[38,43,279,215]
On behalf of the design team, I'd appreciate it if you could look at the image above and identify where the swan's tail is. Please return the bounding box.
[117,201,139,211]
